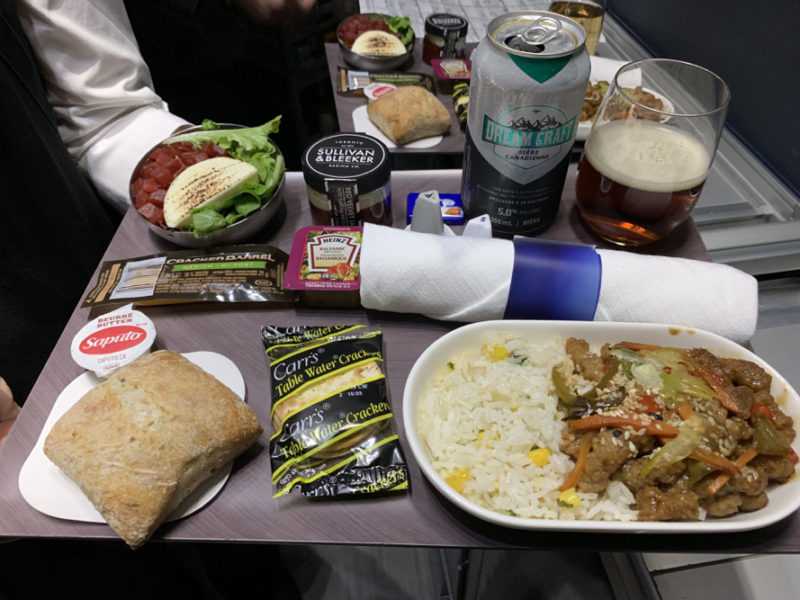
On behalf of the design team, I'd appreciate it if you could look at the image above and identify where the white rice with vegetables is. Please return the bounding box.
[417,332,638,521]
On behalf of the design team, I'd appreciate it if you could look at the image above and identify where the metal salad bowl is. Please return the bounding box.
[129,124,285,249]
[337,13,415,72]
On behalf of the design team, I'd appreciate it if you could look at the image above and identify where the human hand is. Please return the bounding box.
[0,377,20,448]
[229,0,318,23]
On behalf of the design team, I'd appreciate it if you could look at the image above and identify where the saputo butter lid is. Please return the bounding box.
[301,133,390,194]
[70,303,156,377]
[363,82,398,102]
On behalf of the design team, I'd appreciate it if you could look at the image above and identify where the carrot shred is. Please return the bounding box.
[685,357,740,414]
[677,401,695,421]
[559,433,593,492]
[616,341,663,352]
[705,377,739,414]
[750,403,773,425]
[707,445,758,495]
[567,413,680,437]
[639,394,662,415]
[690,447,739,474]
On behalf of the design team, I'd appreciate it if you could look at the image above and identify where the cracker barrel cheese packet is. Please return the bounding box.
[261,325,409,497]
[82,244,296,307]
[336,66,435,96]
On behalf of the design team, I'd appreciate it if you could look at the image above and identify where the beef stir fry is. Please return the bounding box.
[552,338,797,521]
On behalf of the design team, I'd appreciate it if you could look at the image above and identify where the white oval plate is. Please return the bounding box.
[18,351,245,523]
[402,321,800,534]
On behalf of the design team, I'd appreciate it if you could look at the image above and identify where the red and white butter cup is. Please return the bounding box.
[71,304,156,377]
[363,82,398,102]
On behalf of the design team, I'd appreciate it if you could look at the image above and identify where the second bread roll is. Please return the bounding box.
[367,86,451,144]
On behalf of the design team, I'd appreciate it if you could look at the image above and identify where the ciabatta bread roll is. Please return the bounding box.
[44,350,262,548]
[367,86,451,144]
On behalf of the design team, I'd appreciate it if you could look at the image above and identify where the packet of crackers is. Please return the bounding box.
[82,244,296,307]
[262,324,409,498]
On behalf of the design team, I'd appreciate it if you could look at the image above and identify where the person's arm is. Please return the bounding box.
[14,0,191,212]
[0,378,20,448]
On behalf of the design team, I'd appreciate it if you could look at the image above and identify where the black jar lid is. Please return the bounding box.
[302,133,390,194]
[424,13,468,38]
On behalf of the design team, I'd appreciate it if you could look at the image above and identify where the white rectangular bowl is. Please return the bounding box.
[402,321,800,534]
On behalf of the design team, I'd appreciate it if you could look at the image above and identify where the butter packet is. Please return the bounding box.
[82,244,296,307]
[262,324,409,498]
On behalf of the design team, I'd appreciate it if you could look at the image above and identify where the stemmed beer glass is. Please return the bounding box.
[575,58,730,246]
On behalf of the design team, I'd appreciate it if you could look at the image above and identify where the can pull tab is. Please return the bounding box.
[508,16,563,52]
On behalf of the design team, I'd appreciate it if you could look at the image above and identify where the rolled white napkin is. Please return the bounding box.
[595,249,758,344]
[359,224,759,343]
[360,223,513,322]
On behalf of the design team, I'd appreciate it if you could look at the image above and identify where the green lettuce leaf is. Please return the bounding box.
[165,116,282,155]
[387,15,413,46]
[191,207,228,237]
[232,190,264,217]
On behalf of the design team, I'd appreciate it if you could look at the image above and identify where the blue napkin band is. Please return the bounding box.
[503,238,602,321]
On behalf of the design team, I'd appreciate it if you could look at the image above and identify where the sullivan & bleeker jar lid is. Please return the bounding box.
[424,13,469,37]
[301,133,390,194]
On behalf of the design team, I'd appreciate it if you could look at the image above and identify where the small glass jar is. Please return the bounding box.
[422,13,468,64]
[302,133,392,226]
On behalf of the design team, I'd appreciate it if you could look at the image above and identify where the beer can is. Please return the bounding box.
[461,11,590,237]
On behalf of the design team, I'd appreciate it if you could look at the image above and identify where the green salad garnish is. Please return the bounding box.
[387,16,414,46]
[163,117,285,237]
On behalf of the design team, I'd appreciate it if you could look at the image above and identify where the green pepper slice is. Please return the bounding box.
[551,366,576,406]
[686,458,715,486]
[753,414,791,455]
[595,357,620,390]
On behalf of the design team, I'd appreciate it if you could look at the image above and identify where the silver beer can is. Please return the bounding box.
[461,11,590,237]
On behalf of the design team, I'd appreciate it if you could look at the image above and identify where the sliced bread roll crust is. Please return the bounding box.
[44,350,262,549]
[366,85,451,144]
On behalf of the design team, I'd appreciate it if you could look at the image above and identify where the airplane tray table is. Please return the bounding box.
[4,167,798,552]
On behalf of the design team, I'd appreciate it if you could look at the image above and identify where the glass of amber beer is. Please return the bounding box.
[575,59,730,246]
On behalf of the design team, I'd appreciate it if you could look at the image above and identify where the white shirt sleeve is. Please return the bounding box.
[15,0,191,212]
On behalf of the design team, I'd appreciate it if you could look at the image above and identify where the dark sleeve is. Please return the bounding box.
[0,0,119,403]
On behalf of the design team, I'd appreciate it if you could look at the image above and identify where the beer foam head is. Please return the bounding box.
[585,120,710,192]
[71,304,156,377]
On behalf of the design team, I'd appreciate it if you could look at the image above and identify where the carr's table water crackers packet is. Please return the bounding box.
[261,325,408,498]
